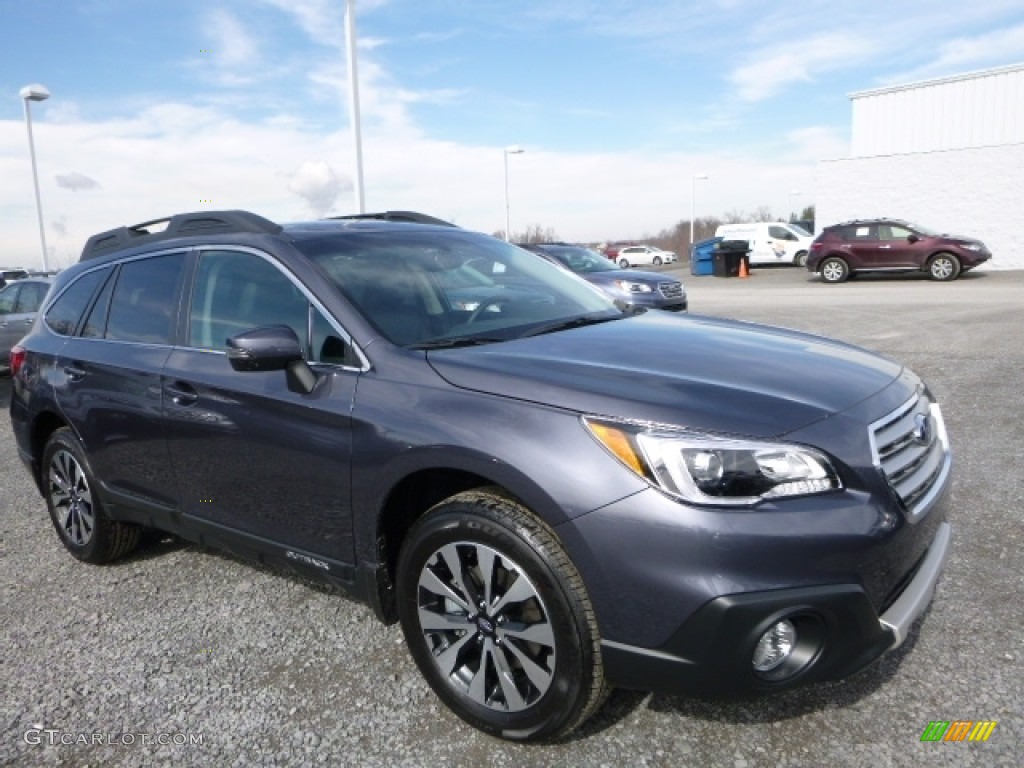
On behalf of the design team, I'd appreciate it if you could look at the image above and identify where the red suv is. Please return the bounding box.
[807,219,992,283]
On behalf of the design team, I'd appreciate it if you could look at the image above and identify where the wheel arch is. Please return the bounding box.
[28,410,70,494]
[366,454,571,622]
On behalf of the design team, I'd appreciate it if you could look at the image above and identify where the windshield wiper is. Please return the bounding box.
[518,312,626,339]
[408,336,506,350]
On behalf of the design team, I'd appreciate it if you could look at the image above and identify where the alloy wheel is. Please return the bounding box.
[415,540,556,712]
[48,449,95,547]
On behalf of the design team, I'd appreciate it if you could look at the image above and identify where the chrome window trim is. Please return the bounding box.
[188,245,370,373]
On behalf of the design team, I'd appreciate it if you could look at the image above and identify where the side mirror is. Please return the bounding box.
[907,234,920,244]
[227,325,303,371]
[227,325,319,395]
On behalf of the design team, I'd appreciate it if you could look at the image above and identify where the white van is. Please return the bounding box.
[714,222,814,266]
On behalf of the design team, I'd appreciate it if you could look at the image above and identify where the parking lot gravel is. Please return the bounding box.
[2,266,1021,767]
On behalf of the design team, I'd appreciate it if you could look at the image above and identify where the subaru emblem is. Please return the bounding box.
[912,413,931,445]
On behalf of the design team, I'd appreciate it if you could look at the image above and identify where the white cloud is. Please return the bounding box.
[883,23,1024,84]
[0,98,821,268]
[730,33,869,101]
[55,172,101,192]
[288,161,350,216]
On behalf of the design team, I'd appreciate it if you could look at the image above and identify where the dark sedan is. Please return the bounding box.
[520,243,687,311]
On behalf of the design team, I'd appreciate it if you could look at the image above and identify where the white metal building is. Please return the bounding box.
[816,63,1024,269]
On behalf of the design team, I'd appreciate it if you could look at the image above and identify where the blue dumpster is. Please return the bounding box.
[690,237,721,276]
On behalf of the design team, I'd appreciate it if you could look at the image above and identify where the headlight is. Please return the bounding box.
[962,243,983,252]
[584,417,841,506]
[614,280,653,293]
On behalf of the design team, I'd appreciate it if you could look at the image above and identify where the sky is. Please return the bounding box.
[2,0,1024,269]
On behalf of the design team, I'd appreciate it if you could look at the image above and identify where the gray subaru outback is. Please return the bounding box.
[10,210,951,741]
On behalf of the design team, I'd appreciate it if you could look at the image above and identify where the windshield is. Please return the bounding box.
[296,230,620,347]
[788,224,811,237]
[542,245,617,274]
[905,221,941,236]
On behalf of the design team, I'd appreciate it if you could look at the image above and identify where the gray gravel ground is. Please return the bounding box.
[1,265,1021,767]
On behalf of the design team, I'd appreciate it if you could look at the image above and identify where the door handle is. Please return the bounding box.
[63,365,87,381]
[879,245,891,249]
[165,382,199,406]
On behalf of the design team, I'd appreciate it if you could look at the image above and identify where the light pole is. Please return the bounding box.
[345,0,365,213]
[20,83,50,271]
[690,173,708,248]
[789,190,801,221]
[503,145,524,242]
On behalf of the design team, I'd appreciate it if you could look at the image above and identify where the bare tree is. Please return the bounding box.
[514,224,560,244]
[752,206,775,222]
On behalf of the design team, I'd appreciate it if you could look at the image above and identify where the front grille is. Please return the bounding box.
[658,282,683,299]
[868,392,950,523]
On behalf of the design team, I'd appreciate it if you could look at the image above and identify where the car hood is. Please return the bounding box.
[584,269,679,286]
[939,234,985,246]
[426,312,904,438]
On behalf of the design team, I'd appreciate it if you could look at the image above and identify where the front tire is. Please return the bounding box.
[652,256,663,266]
[928,253,961,281]
[42,428,140,564]
[819,256,849,283]
[793,250,808,267]
[396,489,607,742]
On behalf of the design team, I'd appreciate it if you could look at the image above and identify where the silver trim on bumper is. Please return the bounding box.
[880,521,952,648]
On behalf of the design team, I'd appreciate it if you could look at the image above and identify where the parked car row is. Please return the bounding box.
[598,241,677,267]
[519,243,686,312]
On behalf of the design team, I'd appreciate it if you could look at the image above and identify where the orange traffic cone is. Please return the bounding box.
[738,257,749,278]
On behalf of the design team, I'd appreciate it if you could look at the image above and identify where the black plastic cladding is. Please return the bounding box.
[79,210,283,262]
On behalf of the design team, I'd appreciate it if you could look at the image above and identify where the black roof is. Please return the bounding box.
[80,211,282,261]
[79,209,456,262]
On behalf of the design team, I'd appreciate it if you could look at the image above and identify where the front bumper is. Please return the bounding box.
[601,521,952,695]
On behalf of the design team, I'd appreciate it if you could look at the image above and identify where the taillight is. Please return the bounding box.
[9,345,26,378]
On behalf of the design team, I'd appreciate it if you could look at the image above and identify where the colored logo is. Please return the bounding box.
[920,720,997,742]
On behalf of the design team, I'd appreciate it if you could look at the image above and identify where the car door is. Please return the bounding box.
[745,227,773,264]
[162,248,360,563]
[842,223,887,268]
[766,225,797,262]
[54,254,187,509]
[876,223,920,267]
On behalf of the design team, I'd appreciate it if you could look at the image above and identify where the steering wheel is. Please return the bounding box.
[467,298,511,324]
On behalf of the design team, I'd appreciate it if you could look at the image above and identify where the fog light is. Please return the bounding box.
[752,619,796,673]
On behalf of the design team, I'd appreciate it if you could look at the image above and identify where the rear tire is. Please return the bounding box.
[928,253,961,281]
[819,256,849,284]
[396,489,607,742]
[618,258,630,269]
[42,428,140,564]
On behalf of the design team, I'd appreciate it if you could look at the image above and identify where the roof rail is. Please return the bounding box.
[328,211,457,227]
[80,210,282,261]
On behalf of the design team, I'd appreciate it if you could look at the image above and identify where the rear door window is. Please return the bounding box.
[15,281,50,313]
[106,253,187,345]
[45,268,110,336]
[0,284,20,314]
